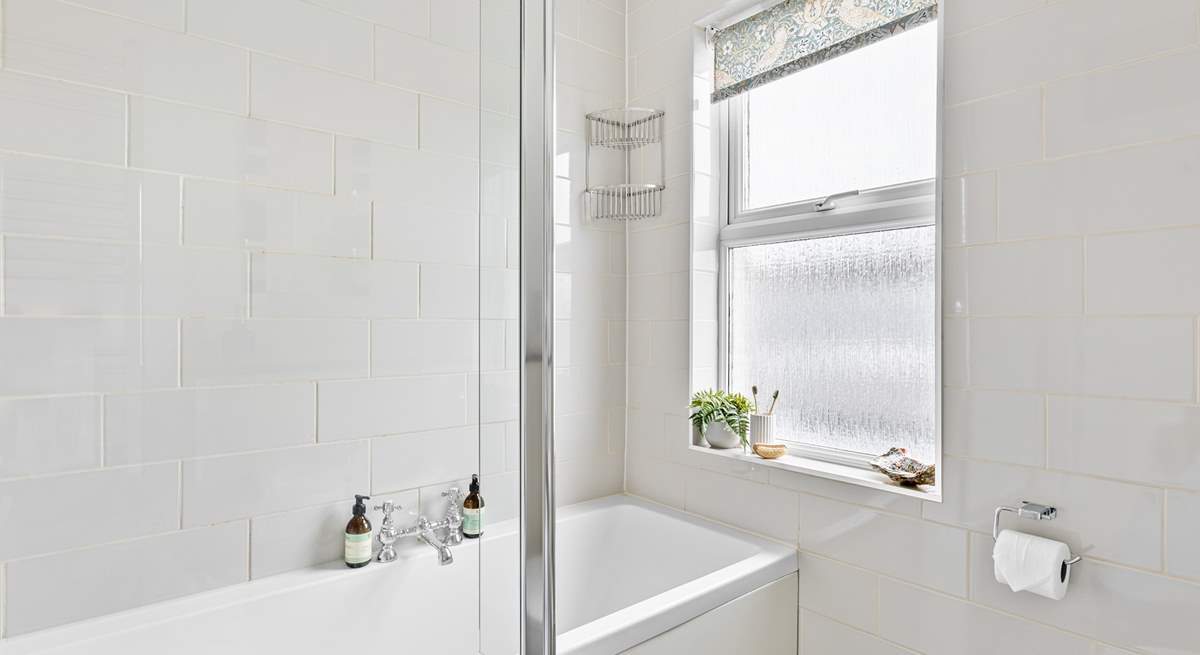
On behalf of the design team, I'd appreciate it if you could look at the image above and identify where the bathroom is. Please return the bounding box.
[0,0,1197,652]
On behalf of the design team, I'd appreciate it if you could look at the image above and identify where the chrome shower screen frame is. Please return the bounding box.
[519,0,556,653]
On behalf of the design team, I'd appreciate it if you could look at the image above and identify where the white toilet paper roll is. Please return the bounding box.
[993,529,1071,600]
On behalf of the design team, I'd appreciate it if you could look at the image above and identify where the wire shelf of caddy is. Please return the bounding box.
[584,107,665,222]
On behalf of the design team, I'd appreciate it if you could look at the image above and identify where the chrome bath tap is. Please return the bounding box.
[375,488,465,566]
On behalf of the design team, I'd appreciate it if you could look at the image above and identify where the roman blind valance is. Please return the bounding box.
[711,0,938,102]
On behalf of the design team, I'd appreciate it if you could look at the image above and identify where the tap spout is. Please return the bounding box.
[417,518,454,566]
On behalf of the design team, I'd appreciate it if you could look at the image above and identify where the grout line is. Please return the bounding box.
[1162,487,1169,574]
[313,382,320,443]
[98,394,106,468]
[177,460,184,530]
[1042,393,1050,468]
[124,94,132,168]
[245,251,253,319]
[245,51,252,117]
[1040,84,1047,160]
[0,562,6,640]
[0,234,6,317]
[370,25,377,81]
[175,319,183,387]
[245,519,253,580]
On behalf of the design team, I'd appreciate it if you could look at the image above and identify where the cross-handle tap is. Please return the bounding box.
[374,501,402,563]
[442,488,465,546]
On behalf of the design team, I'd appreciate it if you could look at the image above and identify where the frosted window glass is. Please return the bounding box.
[727,226,936,462]
[741,21,937,210]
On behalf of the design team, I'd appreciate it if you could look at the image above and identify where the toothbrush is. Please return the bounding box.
[766,390,779,415]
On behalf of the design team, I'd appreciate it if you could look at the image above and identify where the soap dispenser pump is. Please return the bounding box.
[462,475,484,539]
[345,494,372,568]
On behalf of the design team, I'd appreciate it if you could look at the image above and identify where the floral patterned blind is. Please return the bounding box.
[712,0,938,102]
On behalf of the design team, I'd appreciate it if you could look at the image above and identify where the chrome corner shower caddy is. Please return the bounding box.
[584,107,665,221]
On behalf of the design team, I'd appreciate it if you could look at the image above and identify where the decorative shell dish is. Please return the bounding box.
[870,447,936,486]
[752,443,787,460]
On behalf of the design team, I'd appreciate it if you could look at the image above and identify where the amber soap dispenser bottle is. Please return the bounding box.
[463,475,485,539]
[344,494,372,568]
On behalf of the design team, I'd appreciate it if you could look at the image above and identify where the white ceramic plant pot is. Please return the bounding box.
[749,414,775,446]
[702,422,741,449]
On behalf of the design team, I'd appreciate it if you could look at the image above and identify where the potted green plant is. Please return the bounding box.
[689,389,751,450]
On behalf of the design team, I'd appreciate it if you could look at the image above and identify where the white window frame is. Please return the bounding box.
[716,93,942,472]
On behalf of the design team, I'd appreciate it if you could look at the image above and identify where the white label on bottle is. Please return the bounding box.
[345,532,372,564]
[463,507,483,536]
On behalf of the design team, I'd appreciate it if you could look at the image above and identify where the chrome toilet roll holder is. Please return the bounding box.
[993,501,1082,569]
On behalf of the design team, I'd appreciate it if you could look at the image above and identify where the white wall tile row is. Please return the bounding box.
[624,0,1200,653]
[0,0,537,639]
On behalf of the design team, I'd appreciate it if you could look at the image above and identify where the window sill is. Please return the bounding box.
[687,444,942,503]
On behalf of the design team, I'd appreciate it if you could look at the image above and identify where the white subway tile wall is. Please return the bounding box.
[0,0,541,641]
[626,1,1200,654]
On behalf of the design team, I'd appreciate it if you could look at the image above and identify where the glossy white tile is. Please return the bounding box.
[251,254,418,319]
[943,172,996,246]
[943,389,1046,467]
[1045,49,1200,157]
[375,29,480,105]
[317,375,474,441]
[1087,227,1200,315]
[373,202,477,265]
[372,427,478,493]
[0,395,101,479]
[1166,490,1200,581]
[684,468,798,542]
[180,319,368,386]
[251,55,418,146]
[418,96,480,158]
[967,239,1083,315]
[419,264,479,319]
[968,531,1200,652]
[0,155,178,243]
[795,555,878,632]
[930,457,1164,569]
[5,0,245,112]
[0,71,125,165]
[334,137,479,212]
[371,320,478,376]
[801,611,910,655]
[799,494,968,596]
[105,383,316,465]
[1048,396,1200,490]
[945,0,1196,105]
[4,238,245,318]
[944,88,1042,174]
[941,0,1042,35]
[305,0,429,35]
[130,98,333,193]
[65,0,185,30]
[879,577,1091,655]
[4,522,248,636]
[0,463,178,560]
[997,138,1200,239]
[969,317,1194,400]
[187,0,372,77]
[249,490,416,579]
[183,179,370,258]
[0,318,178,395]
[429,0,481,53]
[181,442,368,527]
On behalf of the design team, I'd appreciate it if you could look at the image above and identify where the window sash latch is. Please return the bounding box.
[813,189,860,212]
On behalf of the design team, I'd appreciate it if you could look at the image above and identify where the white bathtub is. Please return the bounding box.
[0,495,796,655]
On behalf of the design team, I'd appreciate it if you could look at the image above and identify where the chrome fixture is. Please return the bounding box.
[993,501,1082,568]
[813,189,860,212]
[584,107,666,221]
[375,488,465,566]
